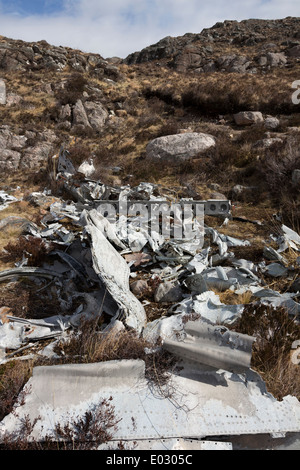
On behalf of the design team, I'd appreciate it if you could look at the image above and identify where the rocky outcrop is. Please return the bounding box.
[256,52,287,67]
[146,132,216,162]
[0,149,21,171]
[0,37,122,78]
[0,125,57,171]
[124,17,300,74]
[57,99,109,131]
[125,35,193,65]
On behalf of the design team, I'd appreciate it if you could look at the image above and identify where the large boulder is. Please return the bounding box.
[257,52,287,67]
[72,99,91,128]
[146,132,216,162]
[233,111,264,126]
[84,101,108,129]
[20,142,54,169]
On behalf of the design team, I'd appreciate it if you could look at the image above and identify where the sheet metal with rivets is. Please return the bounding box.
[1,359,300,447]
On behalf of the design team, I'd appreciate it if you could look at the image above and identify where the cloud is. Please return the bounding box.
[0,0,299,58]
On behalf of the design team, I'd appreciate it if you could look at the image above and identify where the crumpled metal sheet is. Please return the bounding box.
[83,209,147,331]
[57,147,76,176]
[278,224,300,252]
[0,315,70,355]
[169,291,244,325]
[0,190,18,211]
[163,320,255,373]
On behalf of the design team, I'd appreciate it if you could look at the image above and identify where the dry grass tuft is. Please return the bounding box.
[0,360,33,422]
[2,235,54,267]
[231,303,300,400]
[54,317,176,387]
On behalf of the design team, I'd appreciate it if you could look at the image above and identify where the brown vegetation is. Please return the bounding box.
[232,303,300,400]
[54,317,176,388]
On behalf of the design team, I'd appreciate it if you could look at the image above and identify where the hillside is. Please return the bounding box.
[0,18,300,450]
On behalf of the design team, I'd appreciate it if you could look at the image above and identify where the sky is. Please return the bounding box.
[0,0,299,58]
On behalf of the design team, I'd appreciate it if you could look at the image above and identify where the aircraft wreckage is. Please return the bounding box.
[0,147,300,450]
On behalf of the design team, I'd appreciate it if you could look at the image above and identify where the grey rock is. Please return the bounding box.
[130,280,149,297]
[146,132,215,162]
[5,93,22,107]
[266,52,287,66]
[203,61,217,72]
[154,281,183,303]
[264,116,280,130]
[229,184,256,200]
[0,149,21,171]
[0,126,27,150]
[0,79,6,105]
[72,99,91,128]
[184,274,208,294]
[257,55,268,66]
[258,52,287,67]
[286,45,300,57]
[20,143,53,169]
[59,104,72,121]
[38,129,57,143]
[84,101,108,129]
[233,111,264,126]
[253,137,283,149]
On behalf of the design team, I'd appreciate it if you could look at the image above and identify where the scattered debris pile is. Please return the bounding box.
[0,147,300,450]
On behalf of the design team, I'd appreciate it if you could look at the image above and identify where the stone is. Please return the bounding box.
[154,281,183,303]
[253,137,283,149]
[264,116,280,130]
[286,45,300,57]
[20,143,53,169]
[229,184,256,200]
[0,127,27,150]
[0,79,6,105]
[233,111,264,126]
[174,45,203,72]
[72,99,91,128]
[266,52,287,66]
[5,93,22,107]
[0,149,21,171]
[130,280,149,297]
[59,104,72,121]
[84,101,108,129]
[203,62,217,72]
[146,132,215,162]
[258,52,287,67]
